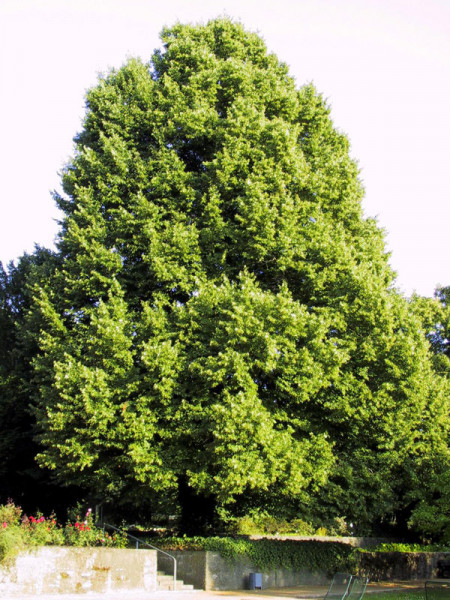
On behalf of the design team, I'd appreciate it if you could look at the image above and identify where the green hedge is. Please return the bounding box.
[152,536,357,573]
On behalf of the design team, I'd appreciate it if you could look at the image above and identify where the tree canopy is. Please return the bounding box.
[1,18,448,537]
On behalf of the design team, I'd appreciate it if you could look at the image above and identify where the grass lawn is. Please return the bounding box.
[367,586,449,600]
[367,591,426,600]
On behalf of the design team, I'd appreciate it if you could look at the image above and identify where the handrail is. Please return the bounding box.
[103,523,177,589]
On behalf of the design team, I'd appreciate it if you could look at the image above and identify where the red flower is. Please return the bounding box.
[2,522,7,528]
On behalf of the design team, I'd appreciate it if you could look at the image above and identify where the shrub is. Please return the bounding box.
[0,500,26,564]
[0,501,127,564]
[233,512,323,536]
[325,517,351,537]
[0,500,22,526]
[22,513,65,546]
[0,521,26,564]
[64,508,126,547]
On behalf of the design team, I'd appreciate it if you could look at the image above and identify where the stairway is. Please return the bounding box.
[157,571,196,591]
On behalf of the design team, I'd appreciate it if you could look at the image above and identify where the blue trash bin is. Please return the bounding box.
[249,572,262,590]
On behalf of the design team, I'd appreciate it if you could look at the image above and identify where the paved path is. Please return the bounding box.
[1,581,425,600]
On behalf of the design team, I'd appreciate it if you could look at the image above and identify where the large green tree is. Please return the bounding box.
[26,19,448,532]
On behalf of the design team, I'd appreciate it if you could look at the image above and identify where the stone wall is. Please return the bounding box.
[2,546,449,595]
[159,550,207,590]
[0,547,157,596]
[159,549,450,590]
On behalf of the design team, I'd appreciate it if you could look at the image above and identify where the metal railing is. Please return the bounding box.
[103,523,177,589]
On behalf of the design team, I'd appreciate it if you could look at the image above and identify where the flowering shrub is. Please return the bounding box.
[0,500,22,527]
[0,501,127,564]
[22,512,65,546]
[64,508,126,547]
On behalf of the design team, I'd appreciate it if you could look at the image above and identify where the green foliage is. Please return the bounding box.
[0,249,73,511]
[0,523,25,565]
[154,536,356,573]
[208,537,357,573]
[63,509,127,547]
[407,466,450,544]
[325,517,352,537]
[369,543,450,553]
[0,501,26,563]
[1,18,447,537]
[407,291,450,543]
[22,513,65,547]
[0,500,22,526]
[223,509,352,537]
[233,512,318,535]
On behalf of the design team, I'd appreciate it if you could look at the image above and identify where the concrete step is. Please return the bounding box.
[157,581,194,590]
[157,581,195,591]
[157,573,195,591]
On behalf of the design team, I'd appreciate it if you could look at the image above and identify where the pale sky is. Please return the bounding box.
[1,0,449,297]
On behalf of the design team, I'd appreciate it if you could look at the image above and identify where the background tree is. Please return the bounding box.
[411,287,450,362]
[0,250,54,500]
[0,249,83,513]
[405,289,450,542]
[24,19,449,534]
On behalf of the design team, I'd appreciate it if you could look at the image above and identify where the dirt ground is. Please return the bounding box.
[1,580,426,600]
